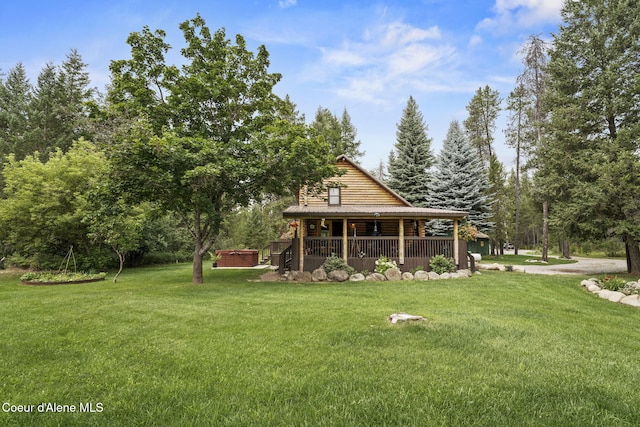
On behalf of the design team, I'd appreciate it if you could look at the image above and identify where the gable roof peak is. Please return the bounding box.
[334,154,412,207]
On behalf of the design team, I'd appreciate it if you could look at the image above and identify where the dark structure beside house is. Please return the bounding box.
[468,232,490,256]
[215,250,259,268]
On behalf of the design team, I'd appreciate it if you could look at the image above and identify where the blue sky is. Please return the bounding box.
[0,0,564,170]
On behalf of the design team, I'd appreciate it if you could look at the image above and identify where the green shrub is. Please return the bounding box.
[600,275,628,292]
[429,255,456,274]
[374,255,397,274]
[323,255,355,275]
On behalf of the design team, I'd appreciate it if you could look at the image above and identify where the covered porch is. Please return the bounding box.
[282,206,469,273]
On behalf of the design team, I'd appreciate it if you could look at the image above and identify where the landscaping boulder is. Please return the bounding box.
[440,272,451,279]
[428,271,440,280]
[587,284,602,292]
[388,312,425,324]
[366,273,386,281]
[596,289,626,302]
[311,267,327,282]
[607,291,626,303]
[327,270,350,282]
[402,272,414,281]
[620,295,640,307]
[449,272,461,279]
[413,270,429,281]
[349,273,365,282]
[384,268,402,281]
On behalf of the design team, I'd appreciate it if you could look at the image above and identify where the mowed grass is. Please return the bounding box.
[1,265,640,426]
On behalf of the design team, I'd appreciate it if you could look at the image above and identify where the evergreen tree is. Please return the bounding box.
[310,107,363,161]
[541,0,640,273]
[339,109,364,159]
[504,83,532,255]
[487,154,508,254]
[0,51,94,161]
[387,96,435,206]
[463,85,501,164]
[517,34,550,260]
[426,120,493,235]
[0,63,32,159]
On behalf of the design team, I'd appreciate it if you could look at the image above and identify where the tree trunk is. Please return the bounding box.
[192,250,204,284]
[542,200,549,262]
[514,142,521,256]
[622,234,640,275]
[560,240,570,259]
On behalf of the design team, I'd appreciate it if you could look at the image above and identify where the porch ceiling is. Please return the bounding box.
[282,205,468,220]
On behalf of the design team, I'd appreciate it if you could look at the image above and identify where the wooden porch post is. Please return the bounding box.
[453,218,459,266]
[299,218,305,272]
[342,218,348,263]
[398,219,405,265]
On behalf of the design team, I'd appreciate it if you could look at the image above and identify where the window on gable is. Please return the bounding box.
[328,187,341,205]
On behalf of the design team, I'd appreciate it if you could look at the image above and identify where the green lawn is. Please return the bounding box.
[1,265,639,426]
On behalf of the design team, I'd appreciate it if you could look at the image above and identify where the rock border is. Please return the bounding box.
[580,278,640,308]
[260,267,475,283]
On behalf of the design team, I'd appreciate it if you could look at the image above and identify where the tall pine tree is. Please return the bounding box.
[463,85,501,164]
[426,120,493,235]
[387,96,435,206]
[541,0,640,273]
[0,63,32,159]
[310,107,363,161]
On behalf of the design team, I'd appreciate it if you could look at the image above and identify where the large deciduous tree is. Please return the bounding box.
[107,14,335,283]
[387,96,435,206]
[541,0,640,273]
[0,140,109,269]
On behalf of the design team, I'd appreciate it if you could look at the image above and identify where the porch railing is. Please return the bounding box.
[275,236,466,272]
[303,236,454,259]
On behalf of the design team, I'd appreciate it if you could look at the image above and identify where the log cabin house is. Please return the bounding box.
[271,155,470,273]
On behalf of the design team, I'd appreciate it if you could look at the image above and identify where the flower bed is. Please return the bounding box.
[20,271,107,285]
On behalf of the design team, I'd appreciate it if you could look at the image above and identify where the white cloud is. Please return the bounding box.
[278,0,297,9]
[320,46,367,67]
[310,19,456,103]
[373,21,441,47]
[478,0,562,32]
[468,35,483,48]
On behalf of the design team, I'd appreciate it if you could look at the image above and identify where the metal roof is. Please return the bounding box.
[283,205,468,219]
